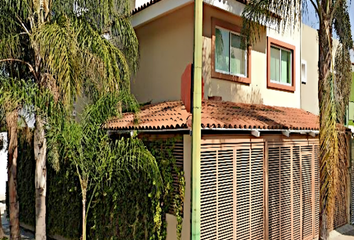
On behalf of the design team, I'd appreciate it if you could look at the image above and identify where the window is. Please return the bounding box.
[267,37,296,92]
[270,46,292,84]
[212,18,251,84]
[215,28,247,77]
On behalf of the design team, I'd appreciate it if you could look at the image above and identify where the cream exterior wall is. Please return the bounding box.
[202,4,301,108]
[166,135,191,240]
[131,4,194,104]
[300,24,319,115]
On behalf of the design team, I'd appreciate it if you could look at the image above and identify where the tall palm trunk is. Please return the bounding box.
[6,110,20,239]
[318,12,337,240]
[82,184,87,240]
[34,115,47,240]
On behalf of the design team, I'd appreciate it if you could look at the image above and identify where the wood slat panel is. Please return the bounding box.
[268,147,280,240]
[201,150,217,240]
[293,146,301,240]
[301,146,313,239]
[281,147,292,240]
[200,143,264,240]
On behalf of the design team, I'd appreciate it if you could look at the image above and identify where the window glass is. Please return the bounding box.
[215,27,247,77]
[270,46,280,82]
[270,45,292,85]
[281,50,291,84]
[215,28,230,73]
[230,33,246,76]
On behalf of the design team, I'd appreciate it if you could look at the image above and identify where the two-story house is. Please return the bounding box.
[106,1,350,239]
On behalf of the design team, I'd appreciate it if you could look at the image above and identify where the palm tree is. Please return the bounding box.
[46,92,162,240]
[0,0,139,238]
[241,0,353,239]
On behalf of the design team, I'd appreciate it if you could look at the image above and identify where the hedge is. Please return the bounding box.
[8,132,185,240]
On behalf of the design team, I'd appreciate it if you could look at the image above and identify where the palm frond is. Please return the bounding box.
[334,45,352,123]
[241,0,301,44]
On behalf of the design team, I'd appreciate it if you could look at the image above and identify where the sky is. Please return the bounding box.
[302,1,354,63]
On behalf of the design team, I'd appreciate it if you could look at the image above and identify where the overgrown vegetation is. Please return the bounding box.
[0,0,140,237]
[14,127,186,240]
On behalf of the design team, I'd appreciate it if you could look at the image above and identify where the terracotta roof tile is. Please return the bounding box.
[105,100,320,131]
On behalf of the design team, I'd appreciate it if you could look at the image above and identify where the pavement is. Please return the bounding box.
[330,224,354,240]
[2,199,354,240]
[0,202,34,240]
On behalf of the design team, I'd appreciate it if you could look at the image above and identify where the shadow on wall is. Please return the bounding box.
[202,37,264,104]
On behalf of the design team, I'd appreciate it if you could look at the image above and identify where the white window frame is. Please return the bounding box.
[215,26,248,78]
[270,45,293,86]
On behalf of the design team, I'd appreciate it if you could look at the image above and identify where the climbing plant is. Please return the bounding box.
[145,137,186,240]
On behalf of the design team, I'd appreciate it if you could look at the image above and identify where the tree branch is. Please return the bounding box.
[0,59,38,81]
[309,0,320,16]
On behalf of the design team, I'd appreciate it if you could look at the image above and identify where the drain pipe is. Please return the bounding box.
[191,0,203,239]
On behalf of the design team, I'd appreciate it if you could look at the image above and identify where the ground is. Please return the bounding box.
[0,201,34,240]
[1,200,354,240]
[331,224,354,240]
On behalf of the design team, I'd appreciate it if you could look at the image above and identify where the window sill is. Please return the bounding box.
[211,71,251,84]
[267,81,295,92]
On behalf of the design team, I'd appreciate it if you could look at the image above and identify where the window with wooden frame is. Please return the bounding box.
[267,37,296,92]
[211,18,251,84]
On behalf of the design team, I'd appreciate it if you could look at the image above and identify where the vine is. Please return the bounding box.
[145,136,186,240]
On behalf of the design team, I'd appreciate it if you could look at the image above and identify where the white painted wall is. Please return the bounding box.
[0,133,7,201]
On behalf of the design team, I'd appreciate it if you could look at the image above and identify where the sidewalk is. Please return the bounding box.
[1,202,34,240]
[330,224,354,240]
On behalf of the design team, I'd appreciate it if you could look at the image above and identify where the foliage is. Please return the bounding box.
[145,137,186,240]
[46,93,161,240]
[14,128,186,239]
[17,128,35,228]
[0,0,139,102]
[16,128,82,239]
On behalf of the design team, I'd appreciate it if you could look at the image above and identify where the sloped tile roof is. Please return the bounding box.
[105,100,320,131]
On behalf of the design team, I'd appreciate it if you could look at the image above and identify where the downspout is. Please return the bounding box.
[191,0,203,239]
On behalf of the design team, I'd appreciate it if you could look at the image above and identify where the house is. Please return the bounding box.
[106,1,351,239]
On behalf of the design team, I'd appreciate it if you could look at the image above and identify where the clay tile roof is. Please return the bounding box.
[105,100,320,131]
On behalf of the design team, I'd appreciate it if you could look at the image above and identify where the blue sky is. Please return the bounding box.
[302,1,354,62]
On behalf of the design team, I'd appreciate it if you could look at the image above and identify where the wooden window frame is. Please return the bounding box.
[211,18,252,85]
[267,37,296,92]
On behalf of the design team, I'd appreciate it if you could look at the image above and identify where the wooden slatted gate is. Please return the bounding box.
[267,142,319,240]
[200,142,264,240]
[200,140,320,240]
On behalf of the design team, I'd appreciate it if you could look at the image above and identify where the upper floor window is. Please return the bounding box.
[215,28,247,77]
[267,37,295,92]
[212,18,251,84]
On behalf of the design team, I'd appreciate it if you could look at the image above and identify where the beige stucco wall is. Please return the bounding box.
[166,135,191,240]
[131,4,194,104]
[300,24,319,115]
[202,4,301,108]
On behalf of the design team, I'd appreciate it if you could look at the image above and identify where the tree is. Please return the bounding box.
[46,92,162,240]
[241,0,353,239]
[0,78,43,239]
[0,0,138,238]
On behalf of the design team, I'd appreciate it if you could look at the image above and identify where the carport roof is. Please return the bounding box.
[104,100,320,131]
